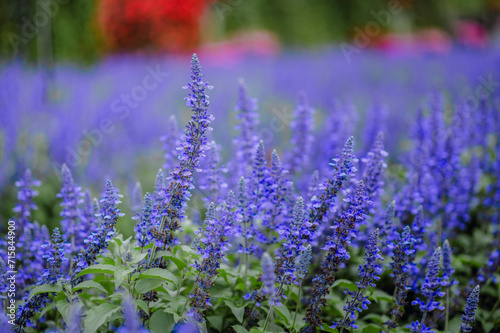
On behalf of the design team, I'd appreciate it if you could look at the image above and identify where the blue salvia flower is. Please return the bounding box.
[12,169,40,230]
[396,174,424,222]
[130,181,143,215]
[233,78,259,178]
[16,228,69,332]
[153,169,166,212]
[363,102,387,154]
[250,140,267,205]
[361,132,387,212]
[148,54,214,265]
[117,298,149,333]
[236,176,256,255]
[189,202,231,321]
[134,193,154,250]
[80,189,97,238]
[332,228,383,331]
[288,92,315,176]
[261,149,292,243]
[261,253,276,298]
[306,136,357,241]
[71,179,123,285]
[199,140,227,204]
[307,170,320,201]
[385,226,416,330]
[409,247,445,333]
[461,285,480,333]
[442,239,455,286]
[296,244,312,280]
[303,180,367,333]
[373,200,397,255]
[58,164,83,253]
[275,196,307,285]
[161,114,181,172]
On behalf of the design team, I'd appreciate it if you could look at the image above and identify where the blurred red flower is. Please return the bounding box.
[97,0,213,52]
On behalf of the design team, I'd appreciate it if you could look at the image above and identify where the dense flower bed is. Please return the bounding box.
[0,51,499,332]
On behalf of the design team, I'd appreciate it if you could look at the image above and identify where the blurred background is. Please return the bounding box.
[1,0,499,232]
[1,0,500,63]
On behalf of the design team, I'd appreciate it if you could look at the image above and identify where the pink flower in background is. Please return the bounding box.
[456,21,489,48]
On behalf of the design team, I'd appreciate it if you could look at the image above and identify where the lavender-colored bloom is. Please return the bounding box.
[410,247,445,333]
[147,54,214,265]
[117,298,149,333]
[189,202,231,320]
[288,92,315,175]
[361,131,387,212]
[80,189,97,237]
[199,140,227,204]
[12,169,41,229]
[296,244,312,280]
[58,164,84,252]
[306,136,357,241]
[232,78,259,178]
[16,228,69,332]
[307,170,320,200]
[130,181,143,215]
[442,239,455,286]
[461,285,480,333]
[373,200,397,255]
[65,304,82,333]
[275,196,307,285]
[385,226,416,329]
[261,252,276,297]
[0,303,12,332]
[153,169,166,211]
[134,193,154,249]
[303,180,367,333]
[332,229,383,330]
[71,179,123,285]
[161,114,181,172]
[236,177,256,255]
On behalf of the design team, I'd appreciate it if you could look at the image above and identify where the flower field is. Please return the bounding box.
[1,49,499,332]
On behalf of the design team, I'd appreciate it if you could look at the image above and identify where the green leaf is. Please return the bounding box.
[114,266,135,289]
[332,279,357,290]
[76,264,116,278]
[139,268,178,284]
[72,280,108,294]
[134,299,149,313]
[274,305,291,326]
[369,290,393,303]
[225,300,245,323]
[207,315,223,332]
[55,300,71,324]
[129,251,148,265]
[83,303,121,333]
[232,325,249,333]
[149,311,175,333]
[135,278,165,294]
[361,324,382,333]
[28,284,62,299]
[174,245,193,255]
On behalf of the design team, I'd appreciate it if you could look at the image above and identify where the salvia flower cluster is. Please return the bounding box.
[3,53,498,333]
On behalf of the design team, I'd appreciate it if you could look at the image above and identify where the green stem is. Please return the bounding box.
[487,296,500,321]
[175,252,194,298]
[263,306,274,332]
[444,288,450,333]
[291,280,303,331]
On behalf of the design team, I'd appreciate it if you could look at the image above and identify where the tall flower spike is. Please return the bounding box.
[58,164,84,253]
[13,169,41,230]
[409,247,445,333]
[71,180,123,286]
[288,92,315,175]
[199,140,227,204]
[461,285,480,333]
[332,228,383,331]
[303,180,368,333]
[189,201,231,321]
[384,226,416,330]
[233,78,259,177]
[306,136,357,240]
[131,181,143,215]
[261,253,276,297]
[162,114,181,172]
[361,131,387,212]
[296,244,312,280]
[442,239,455,285]
[134,193,154,250]
[147,54,214,267]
